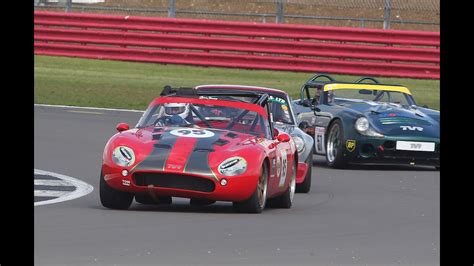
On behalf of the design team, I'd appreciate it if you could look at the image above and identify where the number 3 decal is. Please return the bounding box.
[278,149,288,187]
[169,128,215,138]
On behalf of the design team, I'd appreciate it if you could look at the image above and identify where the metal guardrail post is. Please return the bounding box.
[276,0,284,23]
[383,0,391,29]
[168,0,176,18]
[65,0,72,12]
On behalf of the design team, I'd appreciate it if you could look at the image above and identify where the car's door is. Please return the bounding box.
[276,137,291,191]
[261,102,291,196]
[265,132,293,196]
[312,102,333,155]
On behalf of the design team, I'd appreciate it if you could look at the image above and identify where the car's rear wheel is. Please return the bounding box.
[296,149,312,193]
[233,162,268,213]
[326,120,348,169]
[268,160,296,208]
[100,172,133,210]
[135,193,172,205]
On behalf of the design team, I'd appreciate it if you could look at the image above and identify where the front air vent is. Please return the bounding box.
[379,117,431,126]
[214,139,229,146]
[152,134,162,140]
[226,132,238,138]
[133,172,215,192]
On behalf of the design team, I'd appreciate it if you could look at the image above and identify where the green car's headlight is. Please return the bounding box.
[112,146,135,167]
[293,136,305,154]
[218,157,247,176]
[355,117,370,132]
[355,117,384,137]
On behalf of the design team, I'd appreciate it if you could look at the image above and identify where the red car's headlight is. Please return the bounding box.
[218,156,247,176]
[111,146,136,167]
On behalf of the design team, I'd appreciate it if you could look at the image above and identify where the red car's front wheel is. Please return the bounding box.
[233,162,268,213]
[100,171,133,210]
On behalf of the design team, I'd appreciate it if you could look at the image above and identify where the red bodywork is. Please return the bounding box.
[102,97,297,202]
[296,163,309,184]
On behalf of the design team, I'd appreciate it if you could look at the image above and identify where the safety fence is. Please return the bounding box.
[34,11,440,79]
[34,0,440,31]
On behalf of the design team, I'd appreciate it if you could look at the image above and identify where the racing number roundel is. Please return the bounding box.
[169,128,215,138]
[278,149,288,187]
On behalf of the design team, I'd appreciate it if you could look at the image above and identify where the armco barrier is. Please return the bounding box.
[34,11,440,79]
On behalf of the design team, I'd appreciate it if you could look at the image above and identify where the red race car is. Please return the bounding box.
[100,88,298,213]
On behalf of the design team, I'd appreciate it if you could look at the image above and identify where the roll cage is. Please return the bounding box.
[299,74,417,107]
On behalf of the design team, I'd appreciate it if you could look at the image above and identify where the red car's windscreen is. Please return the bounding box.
[137,97,271,137]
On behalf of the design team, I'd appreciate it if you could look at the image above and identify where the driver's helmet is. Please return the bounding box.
[313,87,323,105]
[327,90,335,103]
[164,103,190,119]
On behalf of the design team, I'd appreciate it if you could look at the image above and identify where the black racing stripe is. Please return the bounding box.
[34,174,61,181]
[154,143,171,149]
[34,185,76,191]
[34,196,57,202]
[184,130,224,179]
[134,130,178,172]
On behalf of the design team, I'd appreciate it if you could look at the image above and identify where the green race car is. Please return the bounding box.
[292,74,440,169]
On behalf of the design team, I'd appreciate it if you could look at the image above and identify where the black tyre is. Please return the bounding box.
[267,160,296,208]
[326,120,348,169]
[100,172,133,210]
[233,162,268,213]
[296,150,312,193]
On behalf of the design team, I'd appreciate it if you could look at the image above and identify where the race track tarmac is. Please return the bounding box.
[34,105,439,266]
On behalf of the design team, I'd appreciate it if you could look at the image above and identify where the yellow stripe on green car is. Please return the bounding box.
[324,84,412,95]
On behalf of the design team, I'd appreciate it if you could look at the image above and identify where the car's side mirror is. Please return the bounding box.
[276,133,291,143]
[116,122,130,132]
[422,105,429,108]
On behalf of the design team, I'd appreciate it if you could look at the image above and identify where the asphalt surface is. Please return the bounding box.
[34,105,440,266]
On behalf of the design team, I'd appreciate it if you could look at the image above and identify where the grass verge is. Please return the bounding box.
[34,55,439,110]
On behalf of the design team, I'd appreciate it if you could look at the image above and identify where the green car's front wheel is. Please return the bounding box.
[326,120,348,169]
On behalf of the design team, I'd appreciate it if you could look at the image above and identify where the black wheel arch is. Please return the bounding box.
[325,117,343,144]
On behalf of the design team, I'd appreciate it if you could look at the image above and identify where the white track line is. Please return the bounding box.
[35,190,70,198]
[34,169,94,207]
[34,103,144,113]
[67,110,104,115]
